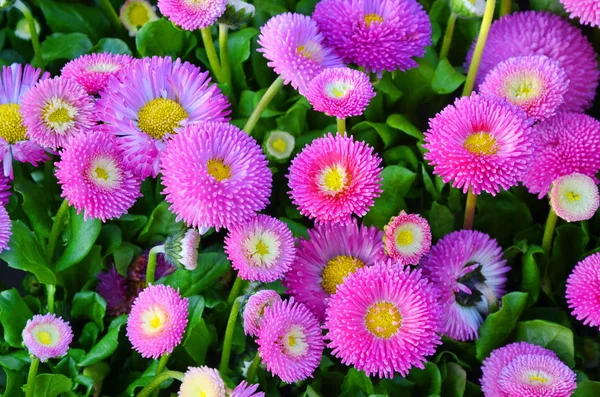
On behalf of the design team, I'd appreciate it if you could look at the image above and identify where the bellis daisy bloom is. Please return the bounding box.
[0,205,11,253]
[423,94,534,196]
[256,298,324,383]
[560,0,600,27]
[305,67,375,119]
[22,314,73,362]
[120,0,159,36]
[55,129,141,222]
[449,0,485,18]
[479,55,568,121]
[384,211,431,265]
[164,229,200,271]
[0,63,50,178]
[325,260,442,378]
[61,53,133,95]
[243,290,282,337]
[522,112,600,198]
[466,11,599,112]
[97,266,132,316]
[283,220,385,321]
[288,133,382,224]
[566,253,600,330]
[97,56,230,178]
[257,13,344,93]
[550,173,599,222]
[263,130,295,162]
[158,0,227,31]
[231,381,265,397]
[126,284,189,359]
[313,0,431,76]
[420,230,510,341]
[178,366,226,397]
[161,122,271,231]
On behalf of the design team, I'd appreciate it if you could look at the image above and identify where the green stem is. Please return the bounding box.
[136,371,184,397]
[46,200,70,265]
[227,276,244,305]
[440,13,458,60]
[145,245,165,285]
[336,118,346,134]
[462,0,497,96]
[150,354,170,397]
[542,207,558,255]
[463,188,478,230]
[46,284,55,314]
[201,27,222,79]
[218,24,231,88]
[499,0,511,16]
[97,0,124,34]
[243,77,285,135]
[14,1,43,70]
[246,352,262,382]
[219,296,242,375]
[25,357,39,397]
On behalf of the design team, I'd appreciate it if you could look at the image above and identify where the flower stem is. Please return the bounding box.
[218,24,232,89]
[201,27,222,80]
[440,13,458,60]
[227,275,244,305]
[136,370,184,397]
[246,352,262,382]
[25,357,39,397]
[14,1,43,70]
[97,0,124,34]
[219,296,242,375]
[243,77,284,135]
[46,200,70,265]
[337,118,346,134]
[462,0,497,96]
[150,354,170,397]
[542,207,558,255]
[46,284,55,314]
[145,245,165,285]
[499,0,511,16]
[463,188,478,230]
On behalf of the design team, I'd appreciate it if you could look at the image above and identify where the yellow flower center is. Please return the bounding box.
[464,132,498,155]
[41,98,77,134]
[271,138,287,153]
[566,191,581,202]
[47,108,70,124]
[0,103,27,144]
[296,45,312,59]
[528,375,548,384]
[207,158,231,181]
[37,331,53,345]
[506,75,542,102]
[141,306,168,335]
[318,164,350,195]
[255,240,270,256]
[93,166,110,181]
[365,301,402,339]
[395,229,414,246]
[137,98,188,139]
[128,2,151,26]
[321,255,365,295]
[281,326,308,357]
[364,13,383,27]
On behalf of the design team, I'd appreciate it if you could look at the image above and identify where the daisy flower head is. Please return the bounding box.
[283,220,385,321]
[263,130,295,162]
[158,0,227,31]
[256,298,324,383]
[225,214,295,282]
[97,56,230,178]
[384,211,431,265]
[257,12,344,93]
[61,53,134,95]
[22,314,73,362]
[126,284,189,359]
[231,381,265,397]
[178,366,226,397]
[55,129,141,222]
[97,266,132,316]
[449,0,485,18]
[243,290,282,337]
[305,67,375,119]
[164,228,201,271]
[161,122,271,231]
[479,55,569,121]
[313,0,431,76]
[522,112,600,198]
[288,133,382,224]
[465,11,599,112]
[0,204,11,254]
[560,0,600,27]
[551,173,599,222]
[0,63,50,178]
[566,253,600,330]
[423,93,534,196]
[420,230,510,341]
[325,259,442,378]
[120,0,159,36]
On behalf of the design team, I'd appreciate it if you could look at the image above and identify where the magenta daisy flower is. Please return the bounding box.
[97,266,132,316]
[522,112,600,198]
[325,260,442,378]
[126,284,188,359]
[257,13,344,93]
[551,173,599,222]
[256,298,324,383]
[423,93,534,196]
[420,230,510,341]
[0,204,11,254]
[479,55,568,121]
[288,133,382,224]
[225,214,295,282]
[158,0,227,31]
[160,122,271,231]
[96,56,230,178]
[283,220,385,321]
[560,0,600,27]
[55,129,141,222]
[231,381,265,397]
[384,211,431,265]
[243,290,282,337]
[566,253,600,329]
[465,11,599,112]
[178,366,226,397]
[61,53,133,95]
[313,0,431,76]
[0,63,50,178]
[120,0,159,36]
[22,314,73,362]
[0,174,11,206]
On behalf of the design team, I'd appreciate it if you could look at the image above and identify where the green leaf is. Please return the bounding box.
[352,121,396,148]
[32,374,72,397]
[280,217,309,239]
[119,214,148,241]
[183,318,213,365]
[432,58,466,94]
[573,380,600,397]
[304,386,322,397]
[386,114,424,140]
[71,292,107,331]
[0,289,33,347]
[2,368,24,397]
[159,252,230,296]
[13,179,52,239]
[529,0,567,15]
[342,368,374,395]
[90,38,132,55]
[427,202,455,241]
[521,245,543,305]
[78,315,127,367]
[227,27,259,90]
[113,242,138,276]
[364,166,416,228]
[276,96,311,135]
[514,320,575,367]
[0,351,30,371]
[137,201,183,243]
[407,362,442,396]
[441,362,467,397]
[40,33,93,64]
[136,19,186,57]
[475,191,533,248]
[422,164,442,201]
[550,224,586,289]
[39,0,109,42]
[98,224,122,258]
[382,146,419,170]
[54,207,101,272]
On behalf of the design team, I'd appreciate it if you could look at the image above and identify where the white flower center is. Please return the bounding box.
[42,98,77,134]
[281,325,308,357]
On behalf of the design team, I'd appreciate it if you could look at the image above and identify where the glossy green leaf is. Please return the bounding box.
[39,0,109,42]
[521,245,543,305]
[573,380,600,396]
[0,289,33,347]
[342,368,374,395]
[427,202,455,241]
[54,208,101,272]
[71,292,106,331]
[159,252,231,296]
[432,58,466,94]
[90,38,132,55]
[514,320,575,367]
[13,179,52,238]
[137,201,183,243]
[441,362,467,397]
[40,33,93,64]
[364,166,416,228]
[136,19,186,57]
[407,362,442,396]
[78,315,127,367]
[32,374,72,397]
[228,27,259,90]
[386,114,424,140]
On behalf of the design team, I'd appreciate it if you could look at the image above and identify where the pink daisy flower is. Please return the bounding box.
[465,11,599,112]
[423,93,534,196]
[0,174,11,206]
[231,381,265,397]
[0,204,11,254]
[257,13,344,94]
[225,214,295,282]
[120,0,159,36]
[164,228,201,271]
[288,133,382,224]
[560,0,600,27]
[22,314,73,362]
[178,366,226,397]
[126,284,189,359]
[96,56,230,178]
[522,112,600,198]
[61,53,133,95]
[283,220,385,321]
[158,0,227,31]
[256,298,324,383]
[479,55,568,121]
[305,67,375,119]
[383,211,431,265]
[551,173,599,222]
[96,266,132,316]
[566,253,600,330]
[160,122,271,231]
[0,63,50,178]
[313,0,431,76]
[420,230,510,341]
[243,290,282,337]
[55,129,141,222]
[325,260,442,378]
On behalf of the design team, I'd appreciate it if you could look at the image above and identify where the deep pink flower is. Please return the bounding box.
[383,211,431,265]
[0,204,11,254]
[158,0,227,31]
[22,314,73,362]
[61,53,133,95]
[560,0,600,27]
[567,253,600,330]
[243,290,282,337]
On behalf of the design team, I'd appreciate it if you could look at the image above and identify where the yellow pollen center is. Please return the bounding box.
[94,167,110,181]
[395,230,414,246]
[296,45,312,59]
[137,98,188,139]
[319,165,350,195]
[128,2,151,26]
[47,107,71,124]
[199,393,207,397]
[37,331,53,345]
[207,158,231,181]
[0,103,27,144]
[149,315,162,329]
[271,138,287,153]
[365,301,402,339]
[321,255,365,295]
[464,132,498,155]
[566,191,581,202]
[288,335,298,347]
[364,13,383,27]
[528,375,548,384]
[255,240,270,256]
